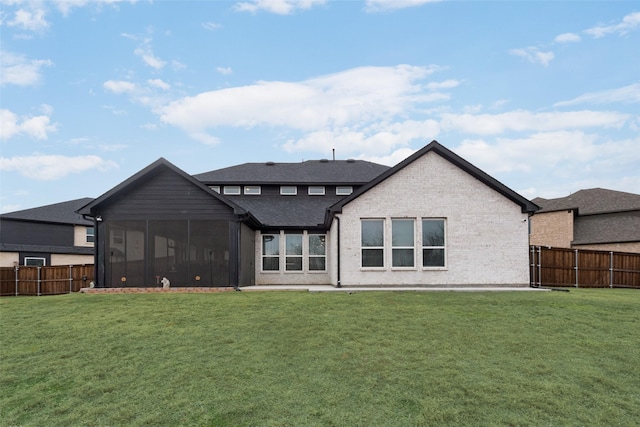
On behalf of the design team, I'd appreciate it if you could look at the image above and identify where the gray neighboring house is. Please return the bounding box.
[530,188,640,253]
[0,198,95,267]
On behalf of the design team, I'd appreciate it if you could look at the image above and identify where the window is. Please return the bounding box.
[422,219,446,267]
[86,227,95,243]
[244,186,261,195]
[223,186,241,195]
[24,257,46,266]
[209,186,220,193]
[309,235,326,271]
[285,234,303,271]
[361,219,384,267]
[280,186,297,195]
[262,235,280,271]
[308,186,325,195]
[336,186,353,195]
[392,219,415,267]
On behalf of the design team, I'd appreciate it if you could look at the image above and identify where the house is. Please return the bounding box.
[530,188,640,253]
[0,198,95,267]
[77,140,538,288]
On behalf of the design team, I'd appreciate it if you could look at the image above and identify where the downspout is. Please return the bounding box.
[335,216,341,288]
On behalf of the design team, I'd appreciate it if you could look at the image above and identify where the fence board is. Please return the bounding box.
[530,247,640,288]
[0,265,94,296]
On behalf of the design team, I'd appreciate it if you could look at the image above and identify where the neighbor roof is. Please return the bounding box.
[193,159,390,185]
[533,188,640,216]
[0,198,94,226]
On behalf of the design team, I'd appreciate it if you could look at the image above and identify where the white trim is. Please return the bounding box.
[280,186,297,195]
[223,186,241,195]
[336,186,353,195]
[244,186,261,195]
[209,185,220,193]
[308,186,325,195]
[24,257,46,266]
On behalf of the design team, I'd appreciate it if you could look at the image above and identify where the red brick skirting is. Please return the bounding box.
[79,287,236,294]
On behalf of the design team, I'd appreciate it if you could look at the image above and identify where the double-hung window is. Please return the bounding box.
[422,219,446,267]
[285,234,303,271]
[361,219,384,267]
[262,235,280,271]
[392,219,415,267]
[308,235,326,271]
[86,227,95,243]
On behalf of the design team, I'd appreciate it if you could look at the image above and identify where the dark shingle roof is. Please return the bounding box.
[194,160,390,185]
[230,195,344,228]
[533,188,640,215]
[0,198,94,226]
[572,212,640,245]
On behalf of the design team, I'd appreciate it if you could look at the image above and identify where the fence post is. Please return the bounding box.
[69,265,73,294]
[37,266,41,296]
[610,252,614,288]
[537,246,542,287]
[574,249,579,288]
[14,265,19,296]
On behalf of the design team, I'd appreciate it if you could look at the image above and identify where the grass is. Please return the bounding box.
[1,289,639,426]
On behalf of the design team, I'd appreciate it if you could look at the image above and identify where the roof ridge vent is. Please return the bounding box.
[319,158,329,163]
[266,161,275,166]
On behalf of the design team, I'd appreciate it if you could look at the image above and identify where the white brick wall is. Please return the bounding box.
[335,152,530,286]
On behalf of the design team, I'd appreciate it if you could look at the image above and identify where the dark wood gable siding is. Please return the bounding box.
[97,166,237,221]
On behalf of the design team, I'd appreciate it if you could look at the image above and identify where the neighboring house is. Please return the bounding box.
[0,198,95,267]
[530,188,640,253]
[77,141,538,288]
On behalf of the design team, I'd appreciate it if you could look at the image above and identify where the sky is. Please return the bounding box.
[1,0,639,213]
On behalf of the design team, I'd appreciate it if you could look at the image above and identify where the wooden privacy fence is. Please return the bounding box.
[0,265,94,296]
[530,246,640,289]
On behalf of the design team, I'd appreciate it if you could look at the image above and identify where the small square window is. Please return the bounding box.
[209,186,220,193]
[280,186,297,195]
[223,186,241,195]
[244,186,261,195]
[24,257,46,266]
[308,186,325,195]
[336,186,353,195]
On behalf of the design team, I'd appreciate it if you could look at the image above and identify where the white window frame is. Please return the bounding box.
[336,186,353,195]
[308,186,325,195]
[244,186,261,195]
[308,234,326,272]
[24,257,46,266]
[361,219,385,269]
[223,186,241,195]
[391,218,415,269]
[422,218,447,269]
[280,186,297,195]
[209,186,220,193]
[285,234,303,272]
[86,226,95,244]
[261,234,280,272]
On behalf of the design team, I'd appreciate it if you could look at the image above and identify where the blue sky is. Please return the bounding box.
[1,0,639,213]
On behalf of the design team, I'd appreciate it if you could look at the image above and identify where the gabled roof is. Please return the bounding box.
[1,198,94,226]
[77,158,260,225]
[533,188,640,216]
[194,159,390,185]
[327,140,538,223]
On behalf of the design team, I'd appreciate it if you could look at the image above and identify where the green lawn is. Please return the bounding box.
[1,290,638,426]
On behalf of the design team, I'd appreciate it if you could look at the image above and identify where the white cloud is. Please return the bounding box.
[5,5,49,31]
[234,0,327,14]
[365,0,442,12]
[103,80,136,93]
[440,110,629,135]
[0,154,117,180]
[426,79,461,90]
[554,32,581,43]
[584,11,640,38]
[554,83,640,107]
[160,65,443,147]
[202,22,222,31]
[0,108,58,140]
[147,78,170,90]
[0,51,53,86]
[360,147,418,166]
[509,47,554,67]
[134,47,166,69]
[216,67,233,75]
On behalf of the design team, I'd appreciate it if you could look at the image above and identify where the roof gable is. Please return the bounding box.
[328,140,538,221]
[194,159,389,185]
[77,158,256,222]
